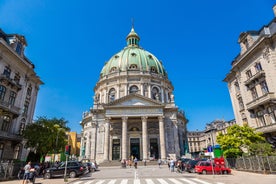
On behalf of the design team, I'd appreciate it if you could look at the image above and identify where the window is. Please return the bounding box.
[27,86,32,96]
[14,72,20,84]
[129,85,139,94]
[234,81,240,92]
[0,85,6,101]
[1,115,11,131]
[260,81,269,94]
[23,101,29,116]
[110,67,117,73]
[246,70,252,79]
[19,119,26,135]
[267,107,276,124]
[250,87,258,99]
[8,91,16,105]
[0,143,3,159]
[150,66,157,73]
[16,42,23,55]
[108,88,116,102]
[151,87,160,101]
[244,39,249,49]
[13,144,20,159]
[129,64,138,70]
[255,62,263,72]
[3,66,11,78]
[257,111,266,127]
[238,97,244,110]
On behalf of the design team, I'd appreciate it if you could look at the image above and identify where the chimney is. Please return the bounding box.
[273,4,276,17]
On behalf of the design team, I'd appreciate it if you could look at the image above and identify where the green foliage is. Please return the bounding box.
[22,116,70,162]
[217,124,266,158]
[249,142,274,156]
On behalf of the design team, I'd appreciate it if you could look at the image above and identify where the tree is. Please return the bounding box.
[22,116,70,162]
[249,142,274,156]
[217,124,265,158]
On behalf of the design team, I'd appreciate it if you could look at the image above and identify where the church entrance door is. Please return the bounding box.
[130,138,140,160]
[112,139,120,160]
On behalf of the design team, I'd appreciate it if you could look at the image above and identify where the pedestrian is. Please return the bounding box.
[158,158,162,168]
[134,157,138,169]
[22,161,31,184]
[169,159,175,172]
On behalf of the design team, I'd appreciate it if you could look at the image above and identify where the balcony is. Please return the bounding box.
[0,130,22,141]
[0,100,21,118]
[0,74,22,91]
[244,70,265,86]
[246,92,276,110]
[255,123,276,134]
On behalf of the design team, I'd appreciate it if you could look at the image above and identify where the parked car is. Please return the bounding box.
[43,161,85,179]
[195,161,231,175]
[185,159,200,173]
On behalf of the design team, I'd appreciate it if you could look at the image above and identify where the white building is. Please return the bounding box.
[0,29,43,160]
[80,27,188,163]
[224,6,276,148]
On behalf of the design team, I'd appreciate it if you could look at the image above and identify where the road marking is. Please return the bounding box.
[179,178,198,184]
[134,179,140,184]
[168,178,183,184]
[107,179,116,184]
[73,182,83,184]
[216,183,225,184]
[121,179,128,184]
[95,180,105,184]
[84,181,94,184]
[157,178,169,184]
[145,179,155,184]
[192,178,212,184]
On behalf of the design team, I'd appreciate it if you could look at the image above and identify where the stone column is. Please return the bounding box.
[122,116,128,161]
[85,132,91,158]
[142,116,148,160]
[104,118,110,161]
[158,116,166,160]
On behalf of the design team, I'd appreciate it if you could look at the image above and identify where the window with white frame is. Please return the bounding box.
[257,111,266,127]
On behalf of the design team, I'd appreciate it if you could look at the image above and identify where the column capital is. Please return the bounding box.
[158,116,165,122]
[141,116,148,122]
[122,116,128,121]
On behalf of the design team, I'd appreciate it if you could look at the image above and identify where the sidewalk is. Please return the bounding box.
[0,176,79,184]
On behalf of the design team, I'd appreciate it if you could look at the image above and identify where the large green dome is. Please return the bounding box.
[100,27,167,78]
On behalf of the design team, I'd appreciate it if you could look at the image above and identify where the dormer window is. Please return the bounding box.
[3,66,11,78]
[129,64,138,70]
[129,85,139,94]
[131,53,136,57]
[114,55,119,59]
[255,62,262,72]
[244,38,249,49]
[148,55,153,59]
[150,66,157,73]
[110,67,117,73]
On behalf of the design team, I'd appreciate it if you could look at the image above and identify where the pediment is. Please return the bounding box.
[105,93,163,107]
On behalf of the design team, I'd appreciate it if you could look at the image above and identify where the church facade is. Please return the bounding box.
[80,27,188,163]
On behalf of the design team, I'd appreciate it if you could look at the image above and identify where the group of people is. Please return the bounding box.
[121,156,138,168]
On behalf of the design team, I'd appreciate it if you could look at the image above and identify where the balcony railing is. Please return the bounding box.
[244,70,265,86]
[255,123,276,134]
[0,100,21,116]
[246,92,276,110]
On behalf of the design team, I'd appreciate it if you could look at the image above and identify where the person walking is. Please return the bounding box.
[134,157,138,169]
[158,158,162,168]
[22,161,31,184]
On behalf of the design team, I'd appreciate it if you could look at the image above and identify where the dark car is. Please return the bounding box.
[43,161,85,179]
[185,159,200,173]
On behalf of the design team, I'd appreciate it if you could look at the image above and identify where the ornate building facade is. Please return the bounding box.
[224,6,276,148]
[80,27,188,163]
[0,29,43,160]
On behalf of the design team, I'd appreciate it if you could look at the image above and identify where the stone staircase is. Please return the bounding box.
[99,160,160,167]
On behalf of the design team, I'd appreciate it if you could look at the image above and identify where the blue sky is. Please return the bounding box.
[0,0,275,133]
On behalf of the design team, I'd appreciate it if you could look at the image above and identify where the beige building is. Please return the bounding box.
[0,29,43,160]
[224,6,276,148]
[187,120,235,158]
[80,27,188,163]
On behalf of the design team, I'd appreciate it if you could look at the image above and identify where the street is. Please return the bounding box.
[1,165,275,184]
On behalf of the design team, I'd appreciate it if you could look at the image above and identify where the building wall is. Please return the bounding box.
[224,6,276,148]
[0,29,43,161]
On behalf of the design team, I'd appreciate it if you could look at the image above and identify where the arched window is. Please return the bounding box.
[13,144,20,159]
[129,64,138,70]
[129,85,139,94]
[0,85,6,101]
[150,66,157,73]
[108,88,116,102]
[110,67,117,73]
[1,115,11,131]
[151,87,160,101]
